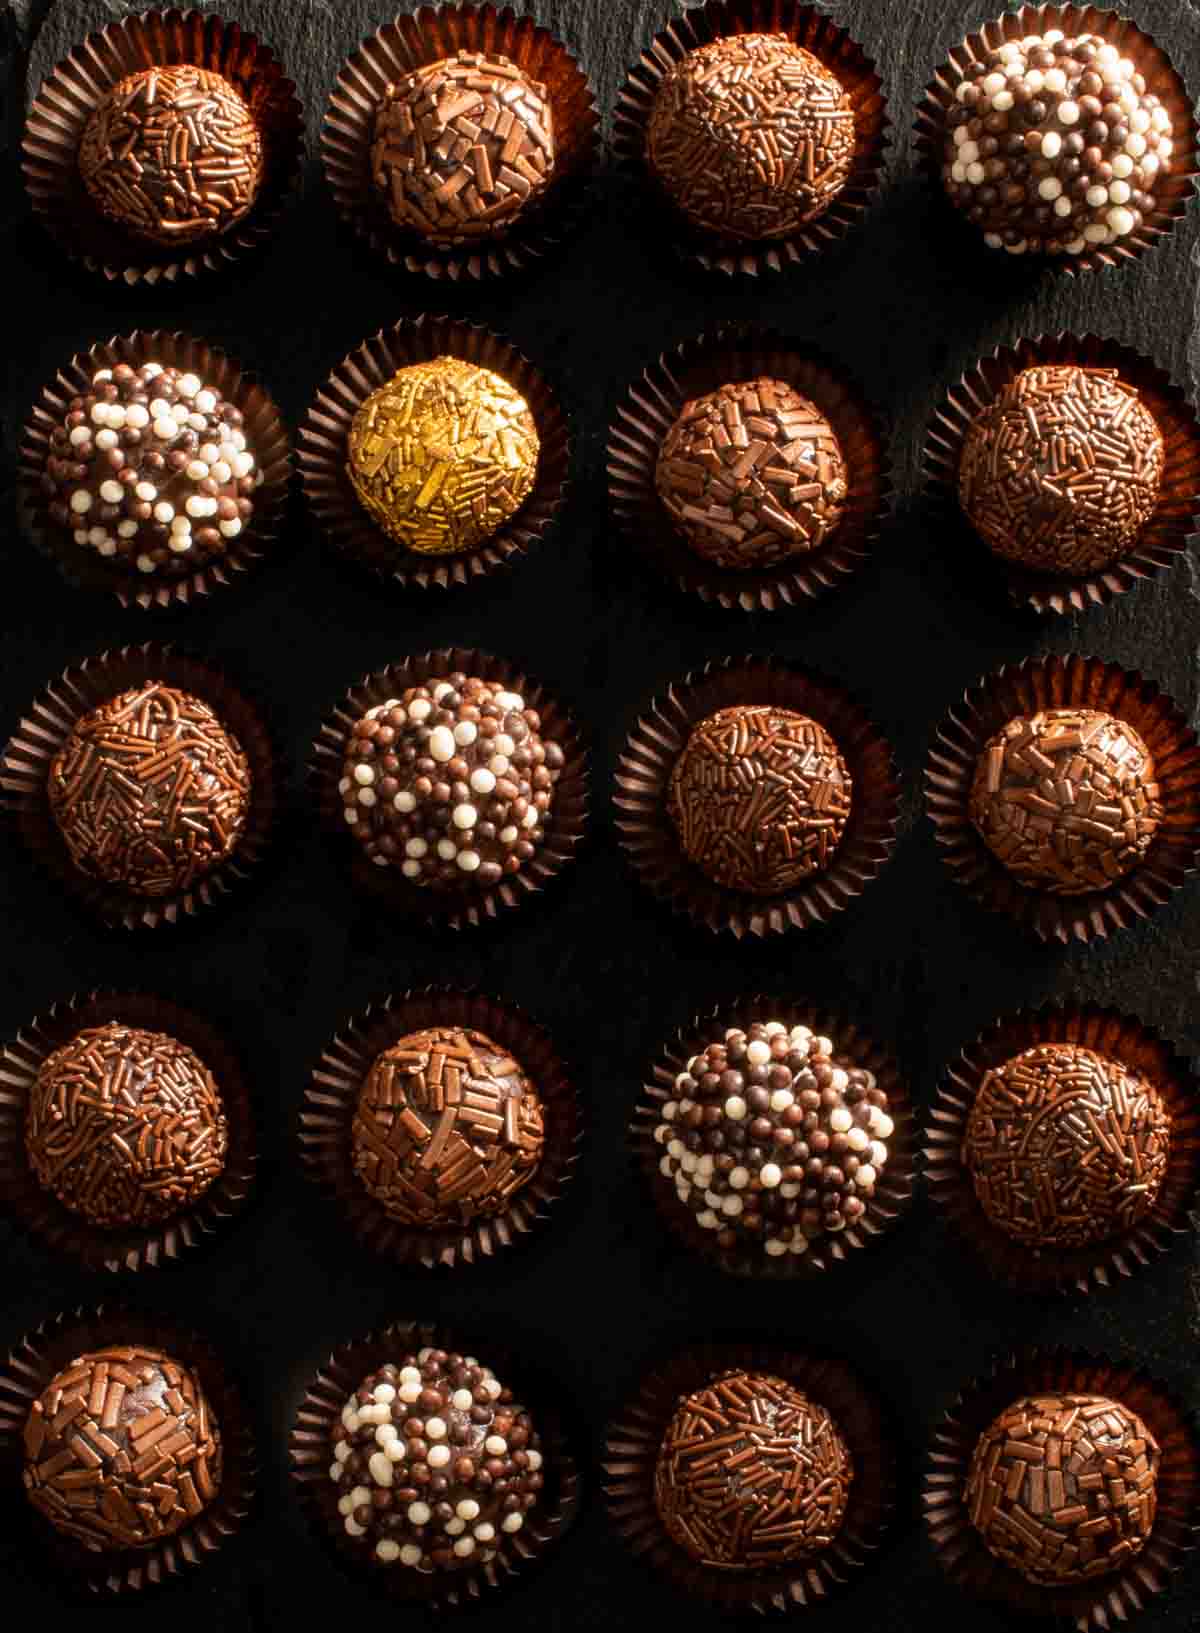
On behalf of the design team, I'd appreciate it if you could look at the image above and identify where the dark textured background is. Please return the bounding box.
[1,0,1199,1628]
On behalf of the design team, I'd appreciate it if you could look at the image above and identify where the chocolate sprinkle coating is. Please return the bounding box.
[940,31,1175,257]
[25,1022,228,1230]
[48,682,253,898]
[668,705,852,895]
[371,51,556,248]
[969,707,1161,896]
[346,357,539,556]
[41,361,260,578]
[655,1369,853,1569]
[353,1025,544,1227]
[959,365,1164,575]
[655,377,848,571]
[23,1345,222,1553]
[647,34,854,242]
[655,1021,894,1258]
[966,1393,1159,1584]
[340,673,563,889]
[78,66,264,247]
[327,1348,543,1571]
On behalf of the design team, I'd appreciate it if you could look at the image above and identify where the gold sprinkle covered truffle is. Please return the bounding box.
[346,356,539,555]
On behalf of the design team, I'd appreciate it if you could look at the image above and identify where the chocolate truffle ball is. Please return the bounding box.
[371,51,556,247]
[959,365,1164,575]
[353,1026,544,1226]
[655,378,848,571]
[327,1347,543,1570]
[48,682,252,898]
[655,1370,853,1568]
[41,361,260,577]
[668,705,851,894]
[940,32,1176,257]
[655,1021,894,1259]
[79,66,264,247]
[963,1042,1170,1249]
[340,674,564,888]
[647,34,855,241]
[23,1345,222,1551]
[25,1022,229,1229]
[969,707,1161,895]
[966,1393,1159,1583]
[347,357,539,555]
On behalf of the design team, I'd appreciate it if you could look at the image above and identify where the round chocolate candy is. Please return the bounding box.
[371,51,556,247]
[327,1347,543,1570]
[346,357,539,556]
[79,66,264,247]
[969,708,1161,896]
[655,378,847,571]
[647,33,855,242]
[940,31,1176,257]
[48,682,252,898]
[655,1369,853,1568]
[353,1026,544,1227]
[340,674,564,888]
[23,1345,222,1551]
[966,1393,1159,1584]
[41,361,260,577]
[667,705,851,895]
[655,1021,893,1259]
[958,365,1164,575]
[25,1021,229,1230]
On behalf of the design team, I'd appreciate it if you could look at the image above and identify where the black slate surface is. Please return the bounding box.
[2,1,1199,1629]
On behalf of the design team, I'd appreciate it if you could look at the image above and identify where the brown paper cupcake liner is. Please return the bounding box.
[604,1339,895,1612]
[309,647,587,931]
[22,8,304,287]
[289,1317,581,1609]
[612,0,889,279]
[924,1348,1200,1626]
[924,333,1200,616]
[18,331,293,613]
[321,4,598,282]
[298,986,581,1270]
[298,316,569,593]
[0,1304,256,1595]
[913,5,1199,278]
[631,995,915,1280]
[614,656,900,937]
[0,643,282,932]
[925,1002,1200,1296]
[925,654,1200,944]
[608,325,890,612]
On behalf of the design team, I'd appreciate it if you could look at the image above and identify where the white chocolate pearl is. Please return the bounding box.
[485,1435,508,1455]
[70,489,92,513]
[1126,132,1147,158]
[153,418,177,440]
[219,518,243,538]
[769,1089,794,1112]
[1054,196,1072,217]
[172,403,190,422]
[69,424,92,446]
[728,1166,750,1190]
[399,1544,422,1566]
[526,1451,542,1471]
[354,764,375,785]
[232,451,255,478]
[495,733,515,757]
[958,141,979,164]
[760,1164,782,1188]
[170,514,191,533]
[149,399,172,419]
[475,1523,496,1542]
[211,460,233,483]
[499,824,518,843]
[722,1194,743,1216]
[408,1502,431,1525]
[470,767,495,795]
[437,839,457,861]
[452,1389,473,1410]
[1086,184,1109,207]
[1043,67,1066,93]
[428,725,455,761]
[334,1441,351,1462]
[764,1238,788,1257]
[125,404,149,429]
[445,1518,466,1536]
[98,479,123,504]
[195,389,217,413]
[344,1517,365,1537]
[177,374,201,398]
[343,807,359,825]
[456,1500,480,1521]
[495,691,524,710]
[490,754,510,775]
[1108,206,1136,235]
[856,1164,877,1189]
[848,1128,870,1152]
[1108,180,1131,204]
[1057,100,1080,125]
[134,481,156,501]
[376,1540,400,1563]
[406,837,428,858]
[368,1451,393,1486]
[965,162,985,184]
[982,71,1005,95]
[428,1444,451,1468]
[951,162,967,184]
[153,500,174,523]
[456,850,480,872]
[432,683,454,702]
[1041,131,1062,158]
[117,519,138,538]
[745,1040,771,1066]
[1111,152,1134,177]
[991,90,1013,112]
[502,1513,524,1533]
[341,1406,360,1431]
[398,1379,422,1402]
[454,720,477,746]
[358,788,376,807]
[453,1538,476,1558]
[724,1095,747,1120]
[375,1423,397,1446]
[394,790,416,812]
[425,1417,447,1440]
[1038,177,1062,200]
[829,1108,852,1133]
[452,803,476,830]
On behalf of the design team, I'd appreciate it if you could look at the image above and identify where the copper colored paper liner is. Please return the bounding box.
[0,643,281,932]
[321,3,598,282]
[299,986,582,1270]
[913,5,1199,278]
[22,8,304,287]
[631,995,915,1280]
[925,654,1200,944]
[612,0,889,278]
[18,331,293,613]
[924,333,1200,616]
[614,656,899,937]
[0,1305,256,1596]
[289,1318,581,1609]
[309,647,587,931]
[0,990,256,1274]
[608,325,890,612]
[925,1002,1200,1296]
[298,316,569,593]
[604,1340,895,1612]
[924,1349,1200,1627]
